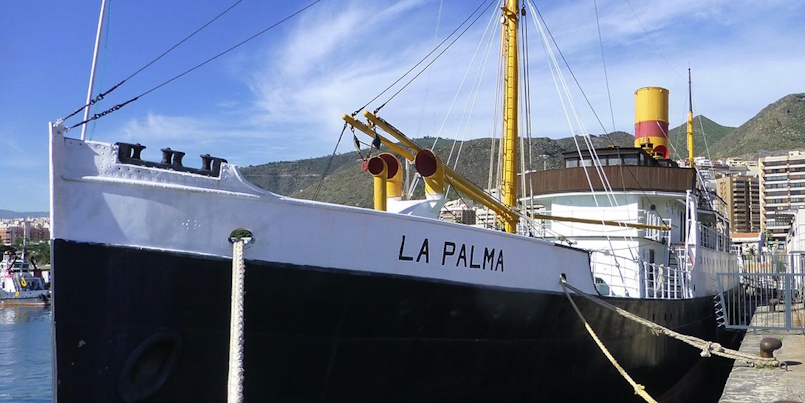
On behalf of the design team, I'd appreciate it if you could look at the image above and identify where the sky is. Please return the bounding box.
[1,0,804,213]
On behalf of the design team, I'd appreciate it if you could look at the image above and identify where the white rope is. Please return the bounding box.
[528,0,640,275]
[560,277,781,367]
[227,239,247,403]
[408,7,499,196]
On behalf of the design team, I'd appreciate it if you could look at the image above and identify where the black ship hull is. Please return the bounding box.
[53,239,726,402]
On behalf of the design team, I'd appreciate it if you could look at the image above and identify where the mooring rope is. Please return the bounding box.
[560,278,658,402]
[559,276,780,368]
[227,238,247,403]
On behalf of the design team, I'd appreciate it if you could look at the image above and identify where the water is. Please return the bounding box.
[0,306,52,402]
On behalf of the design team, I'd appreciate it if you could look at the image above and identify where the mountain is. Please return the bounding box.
[241,132,634,208]
[667,115,736,161]
[708,93,805,158]
[0,210,48,219]
[239,93,805,208]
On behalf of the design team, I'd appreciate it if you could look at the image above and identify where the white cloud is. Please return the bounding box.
[116,0,805,166]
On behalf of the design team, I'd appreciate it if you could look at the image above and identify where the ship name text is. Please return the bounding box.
[397,235,503,272]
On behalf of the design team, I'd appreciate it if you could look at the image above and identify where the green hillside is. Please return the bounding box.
[709,93,805,158]
[667,115,735,160]
[241,132,634,208]
[240,93,805,208]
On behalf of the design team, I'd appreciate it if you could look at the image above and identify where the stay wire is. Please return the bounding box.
[593,0,616,133]
[313,123,349,201]
[61,0,244,123]
[623,0,684,80]
[66,0,324,130]
[522,2,534,174]
[356,0,495,115]
[124,0,245,86]
[374,0,495,114]
[531,1,670,226]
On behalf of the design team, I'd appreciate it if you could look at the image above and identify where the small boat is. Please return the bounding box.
[0,251,51,306]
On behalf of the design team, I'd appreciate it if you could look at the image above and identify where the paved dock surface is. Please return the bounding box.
[719,305,805,403]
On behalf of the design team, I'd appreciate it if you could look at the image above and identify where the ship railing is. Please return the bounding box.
[717,252,805,331]
[641,212,671,243]
[640,260,691,300]
[588,254,641,298]
[698,224,731,253]
[589,254,691,299]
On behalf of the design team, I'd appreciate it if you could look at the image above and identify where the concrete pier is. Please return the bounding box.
[719,305,805,403]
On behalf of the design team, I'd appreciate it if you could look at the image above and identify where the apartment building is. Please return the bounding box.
[0,218,50,244]
[716,174,761,233]
[759,151,805,247]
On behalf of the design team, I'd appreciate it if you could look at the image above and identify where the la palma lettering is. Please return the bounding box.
[397,235,504,272]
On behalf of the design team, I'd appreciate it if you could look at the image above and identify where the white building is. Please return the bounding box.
[759,150,805,248]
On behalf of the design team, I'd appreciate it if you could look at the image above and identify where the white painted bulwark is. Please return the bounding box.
[50,125,596,295]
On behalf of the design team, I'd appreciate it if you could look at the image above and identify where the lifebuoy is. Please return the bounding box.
[20,277,27,288]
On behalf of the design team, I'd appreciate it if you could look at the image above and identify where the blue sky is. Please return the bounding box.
[2,0,803,213]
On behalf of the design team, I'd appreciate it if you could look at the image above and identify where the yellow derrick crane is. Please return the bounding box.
[341,0,668,233]
[342,112,669,232]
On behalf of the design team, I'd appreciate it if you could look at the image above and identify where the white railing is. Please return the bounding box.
[698,224,731,253]
[589,254,693,299]
[589,256,641,298]
[641,211,671,243]
[639,260,691,299]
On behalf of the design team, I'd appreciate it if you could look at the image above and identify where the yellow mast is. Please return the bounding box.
[686,69,695,167]
[501,0,519,233]
[341,1,670,233]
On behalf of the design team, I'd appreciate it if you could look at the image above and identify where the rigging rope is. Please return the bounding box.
[623,0,684,80]
[313,123,349,201]
[593,0,617,133]
[371,0,496,114]
[529,1,637,270]
[413,0,445,143]
[528,0,670,232]
[63,0,323,129]
[696,115,713,161]
[411,4,500,198]
[354,0,493,115]
[62,0,245,124]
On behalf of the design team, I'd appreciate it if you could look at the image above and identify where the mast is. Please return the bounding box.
[81,0,109,140]
[501,0,519,233]
[686,68,694,168]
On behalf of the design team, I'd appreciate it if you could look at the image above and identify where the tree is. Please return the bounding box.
[6,240,51,265]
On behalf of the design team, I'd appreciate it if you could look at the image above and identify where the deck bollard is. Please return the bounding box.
[759,337,782,359]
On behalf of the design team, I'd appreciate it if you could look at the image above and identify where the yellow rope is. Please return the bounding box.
[560,277,780,367]
[561,279,658,402]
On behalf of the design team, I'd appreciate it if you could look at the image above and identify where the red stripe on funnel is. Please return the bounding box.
[634,121,668,139]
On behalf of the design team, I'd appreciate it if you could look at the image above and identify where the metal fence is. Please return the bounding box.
[717,253,805,331]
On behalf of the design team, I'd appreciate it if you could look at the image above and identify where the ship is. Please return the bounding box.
[1,250,50,306]
[49,1,740,402]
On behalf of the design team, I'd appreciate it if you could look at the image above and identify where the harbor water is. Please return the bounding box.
[0,306,52,402]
